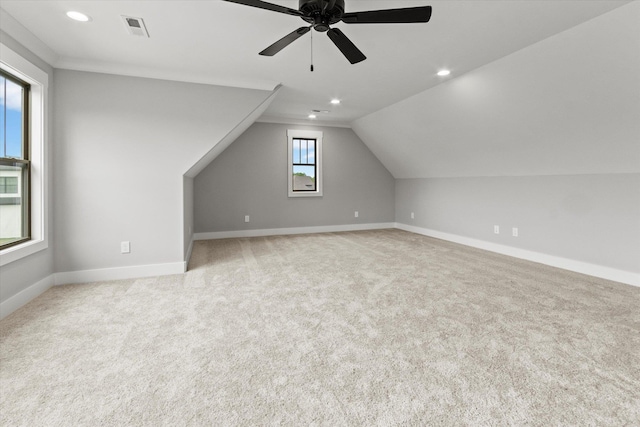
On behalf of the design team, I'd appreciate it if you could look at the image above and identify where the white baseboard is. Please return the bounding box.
[395,223,640,287]
[195,222,396,240]
[0,274,54,320]
[54,261,185,285]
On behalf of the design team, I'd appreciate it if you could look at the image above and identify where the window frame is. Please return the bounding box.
[1,68,31,249]
[287,129,323,198]
[0,43,48,266]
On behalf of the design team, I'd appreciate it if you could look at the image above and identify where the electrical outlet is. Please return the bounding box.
[354,211,359,218]
[512,227,518,237]
[244,215,250,223]
[494,225,500,234]
[121,241,130,254]
[411,212,415,219]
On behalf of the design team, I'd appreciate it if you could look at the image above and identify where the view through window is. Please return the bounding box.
[0,69,30,249]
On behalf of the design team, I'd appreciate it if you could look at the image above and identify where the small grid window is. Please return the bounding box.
[287,130,323,197]
[292,138,317,192]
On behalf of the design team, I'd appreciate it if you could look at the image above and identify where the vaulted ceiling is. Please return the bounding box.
[1,0,630,126]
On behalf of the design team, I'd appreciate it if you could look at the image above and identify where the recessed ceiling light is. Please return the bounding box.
[308,114,317,119]
[330,99,341,105]
[437,69,451,77]
[66,11,91,22]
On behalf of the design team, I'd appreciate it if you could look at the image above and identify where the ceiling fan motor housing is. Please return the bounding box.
[300,0,345,31]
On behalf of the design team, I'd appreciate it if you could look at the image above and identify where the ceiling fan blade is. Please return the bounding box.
[259,27,311,56]
[327,28,366,64]
[341,6,432,24]
[222,0,302,17]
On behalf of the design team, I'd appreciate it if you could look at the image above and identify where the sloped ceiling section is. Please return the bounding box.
[185,85,282,178]
[351,1,640,179]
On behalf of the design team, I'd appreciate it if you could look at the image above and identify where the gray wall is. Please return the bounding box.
[53,70,271,272]
[396,174,640,273]
[183,176,194,258]
[353,3,640,275]
[194,122,395,232]
[0,31,55,304]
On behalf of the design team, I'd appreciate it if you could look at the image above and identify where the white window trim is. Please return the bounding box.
[0,43,48,266]
[287,129,323,198]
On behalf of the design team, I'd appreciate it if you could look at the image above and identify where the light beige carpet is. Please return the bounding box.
[1,229,639,426]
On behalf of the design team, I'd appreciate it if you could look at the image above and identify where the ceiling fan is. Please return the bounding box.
[222,0,432,64]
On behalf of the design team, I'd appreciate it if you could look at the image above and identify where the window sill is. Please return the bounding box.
[288,192,323,198]
[0,238,47,266]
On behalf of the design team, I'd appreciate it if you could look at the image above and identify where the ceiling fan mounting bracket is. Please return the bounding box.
[300,0,345,31]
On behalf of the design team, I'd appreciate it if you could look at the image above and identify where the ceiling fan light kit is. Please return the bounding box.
[223,0,432,64]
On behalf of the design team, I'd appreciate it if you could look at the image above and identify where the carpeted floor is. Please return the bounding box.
[1,229,639,426]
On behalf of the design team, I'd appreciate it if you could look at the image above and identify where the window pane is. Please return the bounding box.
[307,140,315,163]
[0,76,5,158]
[0,163,28,245]
[293,139,300,164]
[300,139,307,165]
[2,77,24,159]
[292,165,316,191]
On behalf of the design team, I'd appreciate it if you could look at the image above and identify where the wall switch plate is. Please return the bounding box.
[244,215,250,223]
[121,241,130,254]
[354,211,359,218]
[411,212,415,219]
[494,225,500,234]
[512,227,518,237]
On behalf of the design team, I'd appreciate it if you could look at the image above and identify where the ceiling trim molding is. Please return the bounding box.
[54,57,280,92]
[257,115,352,129]
[0,8,59,66]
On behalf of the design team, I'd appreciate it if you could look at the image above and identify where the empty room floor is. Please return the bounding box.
[1,229,639,425]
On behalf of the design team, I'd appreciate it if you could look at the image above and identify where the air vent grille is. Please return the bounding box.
[122,16,149,37]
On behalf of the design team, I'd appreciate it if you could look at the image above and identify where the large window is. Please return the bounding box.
[0,69,30,249]
[0,42,48,266]
[287,129,323,197]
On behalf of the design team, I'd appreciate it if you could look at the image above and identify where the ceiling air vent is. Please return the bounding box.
[122,16,149,37]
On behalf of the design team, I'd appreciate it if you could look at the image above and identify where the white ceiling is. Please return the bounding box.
[0,0,630,126]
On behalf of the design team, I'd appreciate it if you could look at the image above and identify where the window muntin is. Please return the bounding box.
[287,130,323,197]
[0,69,30,249]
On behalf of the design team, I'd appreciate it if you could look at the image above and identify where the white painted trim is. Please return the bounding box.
[0,42,49,267]
[395,223,640,288]
[0,274,54,320]
[0,10,59,66]
[54,262,185,286]
[54,58,278,92]
[195,223,395,240]
[257,115,352,129]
